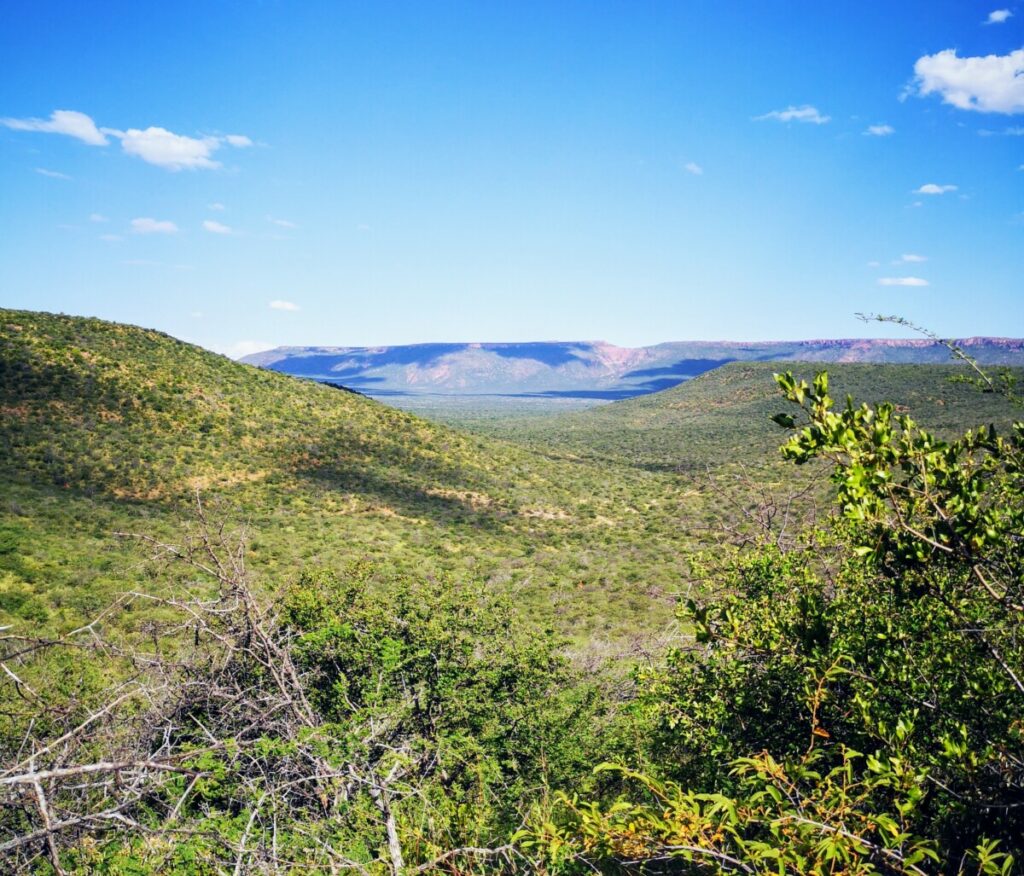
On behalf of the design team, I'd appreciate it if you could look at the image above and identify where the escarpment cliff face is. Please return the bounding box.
[243,337,1024,399]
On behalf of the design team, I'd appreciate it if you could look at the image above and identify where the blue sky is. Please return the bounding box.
[1,1,1022,355]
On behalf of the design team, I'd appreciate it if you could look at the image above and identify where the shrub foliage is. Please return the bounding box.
[523,369,1023,874]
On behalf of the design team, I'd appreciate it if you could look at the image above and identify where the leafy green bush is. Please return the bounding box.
[522,369,1024,874]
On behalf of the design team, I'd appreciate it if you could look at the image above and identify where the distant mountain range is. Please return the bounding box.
[242,338,1024,400]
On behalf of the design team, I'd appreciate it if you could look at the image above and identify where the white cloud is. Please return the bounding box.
[131,217,178,234]
[267,216,297,228]
[755,105,830,124]
[985,9,1012,24]
[203,219,232,235]
[879,276,929,287]
[2,109,107,145]
[116,127,222,170]
[915,183,958,194]
[89,213,108,223]
[912,48,1024,114]
[208,202,226,211]
[2,109,254,170]
[114,128,252,169]
[683,161,703,175]
[35,167,71,179]
[864,124,894,136]
[899,253,927,263]
[269,299,300,311]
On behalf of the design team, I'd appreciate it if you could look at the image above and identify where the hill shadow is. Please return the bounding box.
[287,430,512,532]
[622,357,736,379]
[272,344,472,379]
[489,343,586,366]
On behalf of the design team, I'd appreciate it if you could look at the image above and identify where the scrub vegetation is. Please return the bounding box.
[1,309,1022,873]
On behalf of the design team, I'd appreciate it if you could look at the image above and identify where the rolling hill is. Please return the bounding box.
[0,310,699,641]
[458,361,1024,473]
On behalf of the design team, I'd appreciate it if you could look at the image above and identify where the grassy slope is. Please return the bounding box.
[0,310,698,643]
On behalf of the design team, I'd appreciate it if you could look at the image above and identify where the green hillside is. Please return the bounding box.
[449,361,1024,473]
[0,310,696,639]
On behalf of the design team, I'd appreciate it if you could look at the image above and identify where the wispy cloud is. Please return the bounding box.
[203,220,232,235]
[131,217,178,234]
[224,135,253,148]
[915,183,958,195]
[985,9,1013,24]
[208,202,226,211]
[267,216,297,228]
[899,253,927,263]
[269,299,300,311]
[683,161,703,175]
[867,260,881,268]
[3,109,107,145]
[879,276,929,287]
[864,124,894,136]
[35,167,71,179]
[910,48,1024,114]
[978,126,1024,136]
[755,105,830,124]
[99,233,122,242]
[89,213,108,223]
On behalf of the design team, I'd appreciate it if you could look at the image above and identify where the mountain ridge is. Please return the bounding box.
[243,337,1024,399]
